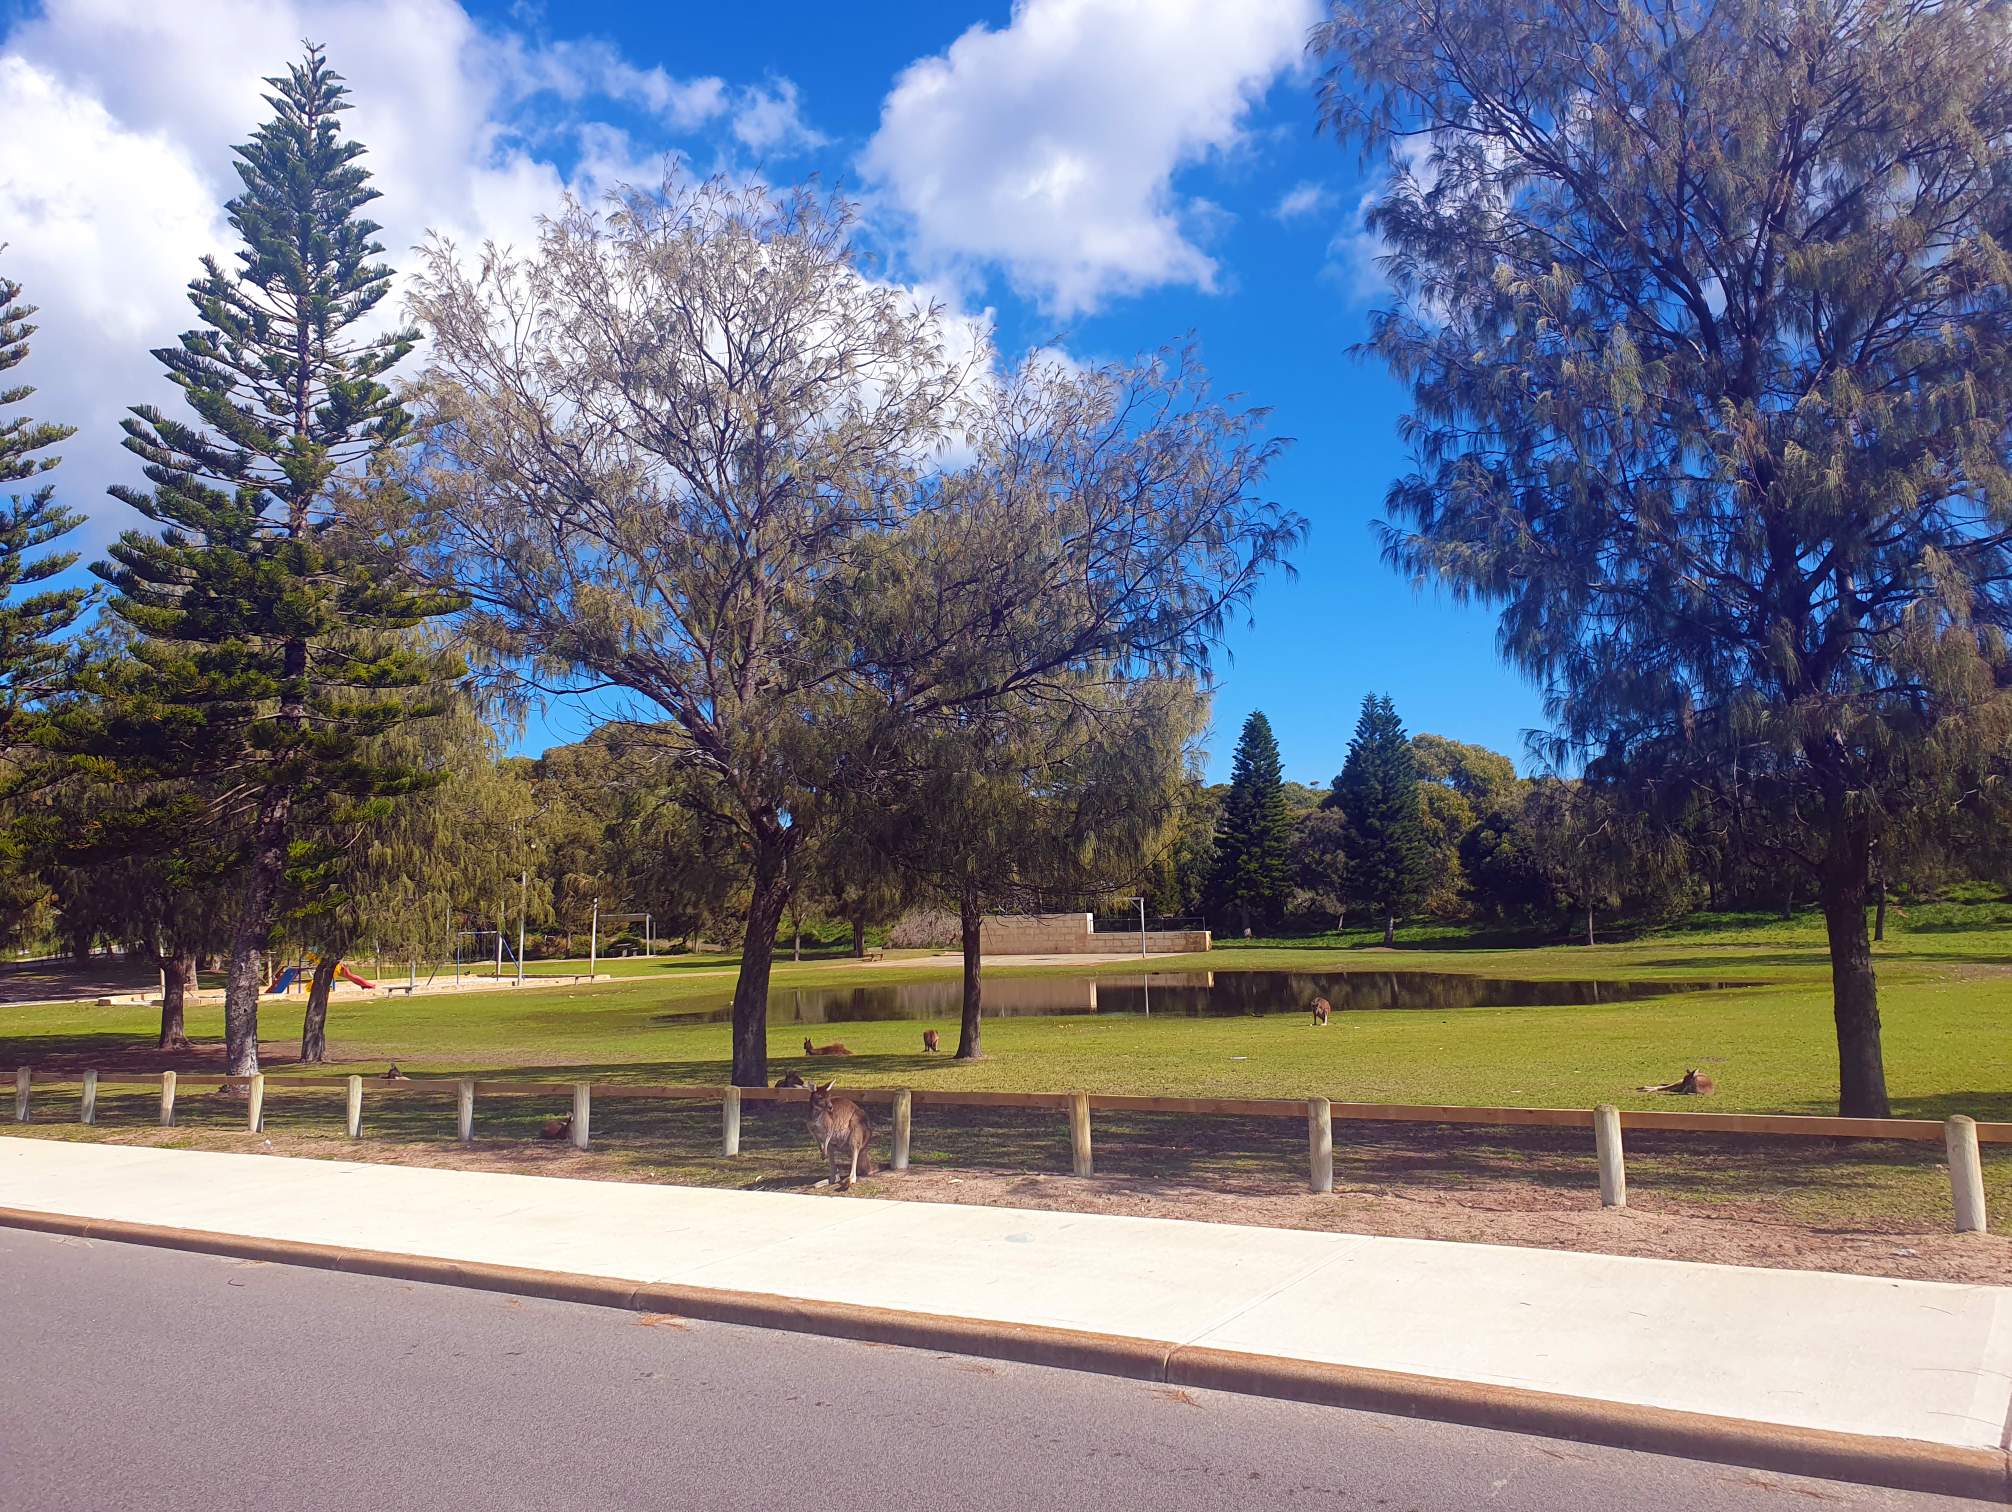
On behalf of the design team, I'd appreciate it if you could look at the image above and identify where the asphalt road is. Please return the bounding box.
[0,1227,1981,1511]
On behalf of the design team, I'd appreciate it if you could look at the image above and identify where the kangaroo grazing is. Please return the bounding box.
[922,1030,940,1053]
[803,1037,854,1056]
[1311,997,1332,1026]
[774,1070,808,1089]
[806,1080,875,1190]
[539,1115,572,1140]
[1637,1069,1716,1096]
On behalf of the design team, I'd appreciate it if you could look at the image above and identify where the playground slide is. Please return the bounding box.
[264,965,301,995]
[336,964,377,990]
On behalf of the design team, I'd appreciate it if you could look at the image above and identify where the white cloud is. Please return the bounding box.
[1272,181,1334,222]
[0,0,810,540]
[860,0,1318,316]
[494,35,727,130]
[730,78,827,155]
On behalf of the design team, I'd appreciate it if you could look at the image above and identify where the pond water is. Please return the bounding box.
[711,971,1745,1025]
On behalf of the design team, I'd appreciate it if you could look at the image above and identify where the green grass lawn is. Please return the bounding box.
[4,899,2008,1122]
[6,900,2008,1244]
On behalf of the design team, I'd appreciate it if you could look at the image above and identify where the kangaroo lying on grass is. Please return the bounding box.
[804,1037,853,1056]
[774,1070,808,1089]
[807,1080,875,1190]
[1638,1069,1716,1095]
[539,1115,572,1140]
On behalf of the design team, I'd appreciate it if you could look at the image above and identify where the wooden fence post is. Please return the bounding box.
[1594,1104,1626,1208]
[159,1070,176,1127]
[13,1065,28,1122]
[892,1090,912,1172]
[1068,1092,1093,1177]
[246,1074,265,1134]
[80,1070,97,1126]
[1947,1115,1988,1234]
[457,1080,475,1145]
[722,1086,741,1156]
[1308,1097,1333,1194]
[345,1076,363,1139]
[571,1082,591,1149]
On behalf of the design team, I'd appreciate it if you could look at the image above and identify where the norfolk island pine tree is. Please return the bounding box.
[82,46,461,1076]
[1333,694,1430,946]
[1207,709,1294,933]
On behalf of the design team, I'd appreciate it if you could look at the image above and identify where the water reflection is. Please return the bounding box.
[696,971,1744,1024]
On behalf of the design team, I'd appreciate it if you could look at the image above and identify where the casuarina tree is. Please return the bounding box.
[1316,0,2012,1113]
[85,46,461,1076]
[1332,694,1429,945]
[408,176,1302,1086]
[1206,710,1294,933]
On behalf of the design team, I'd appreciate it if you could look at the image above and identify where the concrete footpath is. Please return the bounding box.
[3,1137,2009,1499]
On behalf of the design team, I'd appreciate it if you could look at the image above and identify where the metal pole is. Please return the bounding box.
[645,913,652,959]
[516,868,527,986]
[494,907,502,981]
[590,898,599,977]
[1133,896,1149,1016]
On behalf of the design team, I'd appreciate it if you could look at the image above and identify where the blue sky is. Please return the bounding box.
[0,0,1546,786]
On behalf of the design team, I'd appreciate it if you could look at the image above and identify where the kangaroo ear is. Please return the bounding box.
[823,1079,837,1092]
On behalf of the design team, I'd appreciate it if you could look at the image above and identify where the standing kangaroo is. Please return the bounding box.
[1311,997,1332,1026]
[807,1080,876,1190]
[922,1030,940,1053]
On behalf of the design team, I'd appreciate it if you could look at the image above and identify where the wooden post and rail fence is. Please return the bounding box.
[4,1065,2002,1233]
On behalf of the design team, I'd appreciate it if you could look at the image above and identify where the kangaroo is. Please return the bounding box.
[922,1030,940,1053]
[806,1080,876,1190]
[381,1063,409,1082]
[1637,1068,1716,1095]
[1311,997,1332,1026]
[539,1115,572,1140]
[804,1037,854,1056]
[774,1070,808,1089]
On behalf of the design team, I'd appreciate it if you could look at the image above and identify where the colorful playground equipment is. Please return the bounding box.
[262,960,378,995]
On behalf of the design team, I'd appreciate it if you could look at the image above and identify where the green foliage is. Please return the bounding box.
[0,272,85,748]
[1206,710,1295,931]
[1332,695,1430,933]
[63,45,460,1073]
[1317,0,2012,1113]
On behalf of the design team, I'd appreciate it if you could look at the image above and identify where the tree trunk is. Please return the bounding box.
[1381,913,1395,947]
[158,950,195,1052]
[1873,877,1887,943]
[728,831,792,1087]
[851,914,866,959]
[955,880,984,1060]
[793,924,801,963]
[1820,850,1889,1118]
[1585,902,1595,948]
[299,956,338,1064]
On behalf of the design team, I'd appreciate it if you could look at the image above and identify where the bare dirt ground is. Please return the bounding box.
[881,1166,2011,1286]
[9,1093,2005,1286]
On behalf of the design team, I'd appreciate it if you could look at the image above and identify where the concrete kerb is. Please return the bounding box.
[0,1203,2003,1504]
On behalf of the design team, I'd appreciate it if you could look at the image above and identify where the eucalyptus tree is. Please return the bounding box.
[290,680,522,1063]
[408,176,1300,1084]
[1317,0,2012,1112]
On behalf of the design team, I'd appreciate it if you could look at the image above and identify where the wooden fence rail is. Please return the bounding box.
[3,1066,2001,1233]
